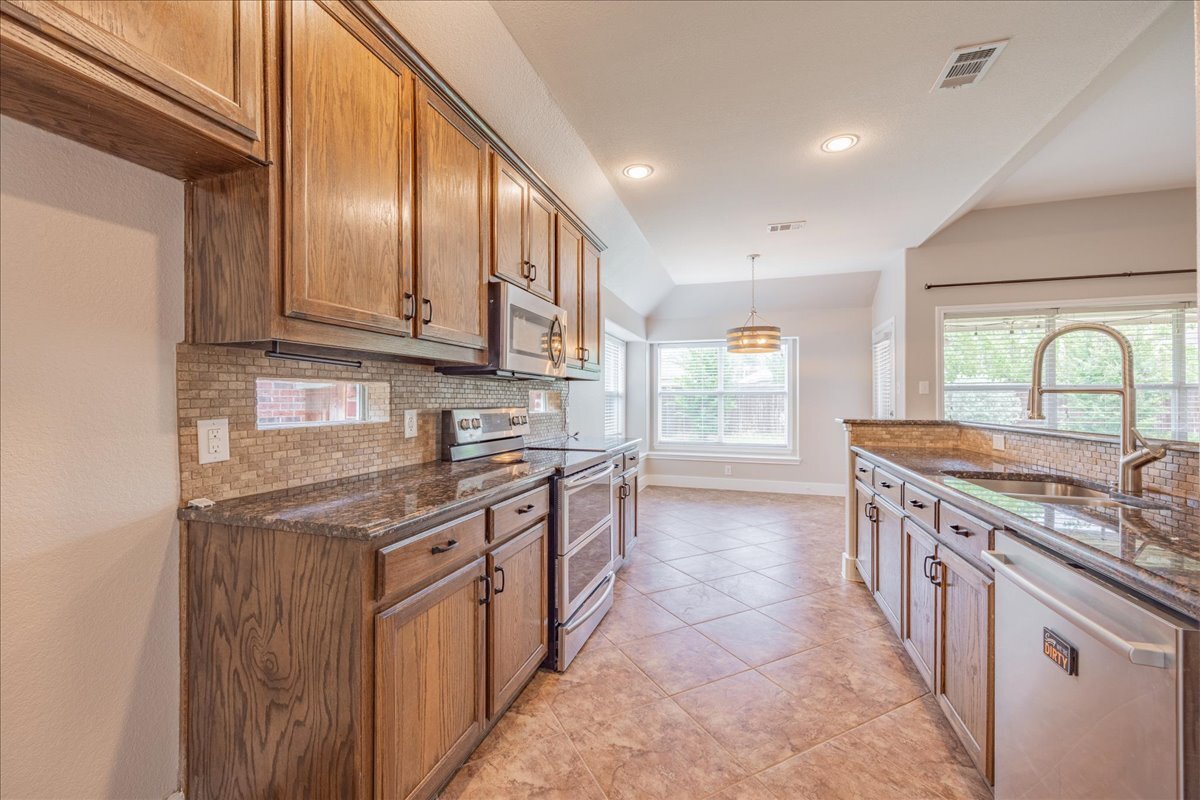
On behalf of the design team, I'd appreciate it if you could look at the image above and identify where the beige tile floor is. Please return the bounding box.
[440,487,992,800]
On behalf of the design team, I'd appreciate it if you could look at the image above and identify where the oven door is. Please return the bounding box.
[557,519,615,621]
[558,462,616,553]
[497,282,567,378]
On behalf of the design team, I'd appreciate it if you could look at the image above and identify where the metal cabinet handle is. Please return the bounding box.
[520,260,530,278]
[928,559,943,587]
[431,539,458,554]
[528,263,537,282]
[516,504,536,514]
[922,554,935,580]
[981,551,1169,668]
[619,483,630,498]
[403,292,416,321]
[494,565,506,595]
[879,481,894,489]
[479,574,492,605]
[856,466,870,474]
[422,298,433,324]
[948,524,972,537]
[909,499,926,509]
[865,502,879,523]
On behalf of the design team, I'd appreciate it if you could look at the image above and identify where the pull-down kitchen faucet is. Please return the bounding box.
[1027,322,1167,495]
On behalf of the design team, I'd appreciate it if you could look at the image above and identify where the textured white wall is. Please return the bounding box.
[903,188,1197,418]
[0,118,183,799]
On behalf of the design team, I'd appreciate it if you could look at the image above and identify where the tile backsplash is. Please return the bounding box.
[844,420,1198,503]
[177,344,569,502]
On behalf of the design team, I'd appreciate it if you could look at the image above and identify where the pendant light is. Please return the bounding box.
[726,253,781,353]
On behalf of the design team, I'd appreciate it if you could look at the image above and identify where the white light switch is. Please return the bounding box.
[404,409,418,438]
[918,381,930,395]
[197,418,229,464]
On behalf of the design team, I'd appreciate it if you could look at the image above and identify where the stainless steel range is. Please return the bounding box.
[441,407,615,670]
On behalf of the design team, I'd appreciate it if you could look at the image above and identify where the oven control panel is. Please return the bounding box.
[442,407,530,445]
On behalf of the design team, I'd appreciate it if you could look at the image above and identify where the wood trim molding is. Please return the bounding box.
[344,0,608,252]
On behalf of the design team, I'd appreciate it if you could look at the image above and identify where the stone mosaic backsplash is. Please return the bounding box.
[177,344,568,502]
[843,420,1198,503]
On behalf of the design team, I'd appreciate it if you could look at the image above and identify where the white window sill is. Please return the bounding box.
[647,451,802,465]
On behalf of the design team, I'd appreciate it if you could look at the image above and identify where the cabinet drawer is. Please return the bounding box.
[938,503,993,565]
[853,456,875,482]
[377,511,487,599]
[873,467,904,509]
[623,450,641,471]
[488,484,549,543]
[903,483,939,531]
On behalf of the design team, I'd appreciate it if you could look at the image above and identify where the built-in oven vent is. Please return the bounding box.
[933,40,1009,90]
[767,220,806,233]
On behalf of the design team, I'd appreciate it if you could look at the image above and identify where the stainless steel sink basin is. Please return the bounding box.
[960,477,1111,501]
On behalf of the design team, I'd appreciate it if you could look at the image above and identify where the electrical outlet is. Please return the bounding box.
[992,433,1006,451]
[918,380,930,395]
[197,418,229,464]
[404,409,418,438]
[723,465,733,476]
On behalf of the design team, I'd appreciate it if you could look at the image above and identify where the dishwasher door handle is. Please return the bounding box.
[982,550,1170,668]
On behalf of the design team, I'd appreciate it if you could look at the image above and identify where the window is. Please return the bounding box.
[604,334,627,436]
[653,339,796,452]
[941,301,1197,441]
[872,320,895,419]
[256,378,390,429]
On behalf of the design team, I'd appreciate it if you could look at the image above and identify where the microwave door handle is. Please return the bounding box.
[549,315,565,367]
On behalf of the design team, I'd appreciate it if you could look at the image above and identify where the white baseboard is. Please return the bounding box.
[643,474,844,497]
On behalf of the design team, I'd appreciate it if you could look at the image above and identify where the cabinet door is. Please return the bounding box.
[873,500,903,634]
[526,188,556,301]
[5,0,263,143]
[285,0,413,335]
[854,484,874,590]
[902,520,937,689]
[622,473,638,557]
[491,154,527,288]
[487,523,549,718]
[580,239,603,372]
[376,558,488,800]
[415,80,489,349]
[610,479,625,570]
[556,217,583,365]
[935,546,994,782]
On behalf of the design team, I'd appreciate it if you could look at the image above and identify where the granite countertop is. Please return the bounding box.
[178,451,566,540]
[838,418,1197,451]
[852,445,1200,620]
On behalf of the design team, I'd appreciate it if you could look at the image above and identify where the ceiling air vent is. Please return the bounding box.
[767,220,806,233]
[932,39,1009,90]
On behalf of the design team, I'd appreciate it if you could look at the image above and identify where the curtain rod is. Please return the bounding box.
[924,268,1195,290]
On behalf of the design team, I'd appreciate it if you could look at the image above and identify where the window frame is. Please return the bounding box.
[603,333,627,437]
[872,318,896,420]
[935,294,1196,441]
[650,337,800,459]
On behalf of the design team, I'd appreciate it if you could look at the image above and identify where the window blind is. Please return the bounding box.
[655,340,793,449]
[942,302,1197,441]
[604,334,626,436]
[872,325,895,419]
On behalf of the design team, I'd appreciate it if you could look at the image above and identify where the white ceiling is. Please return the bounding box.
[977,2,1195,209]
[491,0,1176,287]
[651,271,879,320]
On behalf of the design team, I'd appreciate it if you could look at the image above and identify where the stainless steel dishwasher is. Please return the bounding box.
[984,531,1196,800]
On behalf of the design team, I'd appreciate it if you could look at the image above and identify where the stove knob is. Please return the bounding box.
[520,415,528,424]
[511,415,520,426]
[458,419,471,431]
[471,418,481,429]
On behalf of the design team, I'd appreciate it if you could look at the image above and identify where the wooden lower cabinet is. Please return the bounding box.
[901,519,938,689]
[854,481,875,589]
[934,544,994,782]
[611,466,639,570]
[487,523,549,718]
[873,499,903,633]
[375,558,488,800]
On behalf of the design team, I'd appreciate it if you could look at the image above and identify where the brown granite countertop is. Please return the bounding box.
[178,451,566,540]
[838,418,1197,451]
[852,445,1200,620]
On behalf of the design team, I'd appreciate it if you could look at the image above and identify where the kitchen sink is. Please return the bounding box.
[943,472,1169,510]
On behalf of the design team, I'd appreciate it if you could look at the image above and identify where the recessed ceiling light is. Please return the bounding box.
[622,164,654,179]
[820,134,859,153]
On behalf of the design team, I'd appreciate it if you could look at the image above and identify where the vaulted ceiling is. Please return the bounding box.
[491,0,1187,290]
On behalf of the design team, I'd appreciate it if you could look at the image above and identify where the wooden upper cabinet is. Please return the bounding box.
[0,0,266,176]
[414,80,489,350]
[487,523,548,718]
[491,155,528,288]
[556,217,584,364]
[526,188,556,301]
[375,558,488,800]
[580,239,602,372]
[490,154,556,302]
[284,0,414,336]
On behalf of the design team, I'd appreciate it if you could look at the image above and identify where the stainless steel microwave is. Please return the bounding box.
[438,282,567,380]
